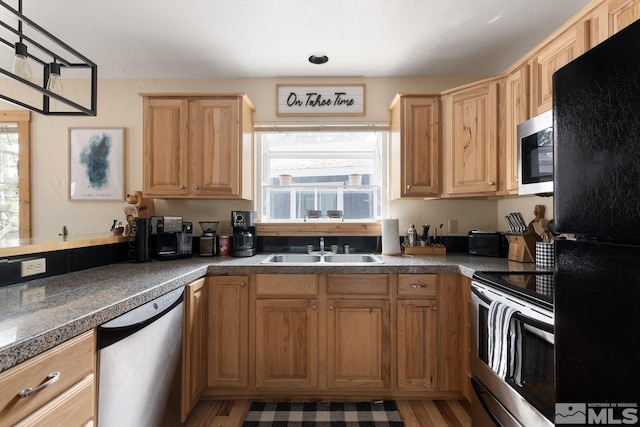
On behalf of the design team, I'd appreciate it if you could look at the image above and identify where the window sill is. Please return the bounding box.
[256,222,381,236]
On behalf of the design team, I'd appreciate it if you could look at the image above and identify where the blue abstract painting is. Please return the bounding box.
[70,128,124,200]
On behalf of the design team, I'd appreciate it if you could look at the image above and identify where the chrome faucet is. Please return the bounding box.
[320,237,325,254]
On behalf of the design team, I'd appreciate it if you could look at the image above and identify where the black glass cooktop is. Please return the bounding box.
[473,271,554,311]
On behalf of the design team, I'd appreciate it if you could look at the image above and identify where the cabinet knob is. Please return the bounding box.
[432,306,437,311]
[179,184,185,190]
[406,184,412,190]
[312,304,317,310]
[240,282,246,287]
[194,185,200,190]
[488,181,495,186]
[329,304,334,311]
[410,283,427,288]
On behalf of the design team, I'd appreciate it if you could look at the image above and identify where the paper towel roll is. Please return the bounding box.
[382,219,401,255]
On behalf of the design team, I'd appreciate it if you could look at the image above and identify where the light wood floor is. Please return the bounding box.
[184,399,471,427]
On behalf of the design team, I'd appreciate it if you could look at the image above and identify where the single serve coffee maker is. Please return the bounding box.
[232,210,257,257]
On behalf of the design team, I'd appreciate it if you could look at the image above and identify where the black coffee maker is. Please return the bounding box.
[232,210,257,257]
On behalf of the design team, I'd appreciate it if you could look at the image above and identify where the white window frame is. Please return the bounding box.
[255,123,388,223]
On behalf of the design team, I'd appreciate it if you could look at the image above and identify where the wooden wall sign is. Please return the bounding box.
[276,84,365,116]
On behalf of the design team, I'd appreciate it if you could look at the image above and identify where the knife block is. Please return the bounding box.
[506,232,536,263]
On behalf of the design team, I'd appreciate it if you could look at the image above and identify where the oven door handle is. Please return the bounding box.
[472,286,554,335]
[471,377,524,427]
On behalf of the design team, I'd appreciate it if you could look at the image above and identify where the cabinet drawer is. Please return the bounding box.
[14,374,95,427]
[398,274,438,297]
[256,274,318,296]
[326,274,389,296]
[0,330,95,426]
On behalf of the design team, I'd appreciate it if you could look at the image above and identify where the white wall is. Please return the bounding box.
[2,75,554,239]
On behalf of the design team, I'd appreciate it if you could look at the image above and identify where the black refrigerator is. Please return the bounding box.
[553,19,640,425]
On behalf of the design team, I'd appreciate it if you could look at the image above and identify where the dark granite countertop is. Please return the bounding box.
[0,253,540,373]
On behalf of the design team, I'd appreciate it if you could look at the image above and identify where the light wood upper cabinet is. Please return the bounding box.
[142,93,255,199]
[143,98,190,196]
[389,95,441,198]
[182,278,206,422]
[442,79,499,196]
[590,0,640,45]
[207,275,249,388]
[502,64,530,195]
[530,21,590,115]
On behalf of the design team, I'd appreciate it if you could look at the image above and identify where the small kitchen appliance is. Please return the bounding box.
[149,216,192,260]
[198,221,219,256]
[517,109,553,196]
[231,210,257,257]
[468,231,508,257]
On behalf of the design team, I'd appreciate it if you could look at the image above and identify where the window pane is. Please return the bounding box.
[0,125,19,239]
[259,129,385,222]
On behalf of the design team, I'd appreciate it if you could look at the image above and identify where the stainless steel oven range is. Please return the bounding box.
[471,272,554,426]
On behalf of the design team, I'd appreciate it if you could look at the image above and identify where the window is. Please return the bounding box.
[0,111,31,240]
[257,126,386,222]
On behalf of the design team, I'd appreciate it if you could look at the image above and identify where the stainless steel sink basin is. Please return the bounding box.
[262,253,383,264]
[322,254,383,264]
[263,254,322,263]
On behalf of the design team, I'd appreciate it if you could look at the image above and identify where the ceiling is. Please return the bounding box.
[3,0,593,79]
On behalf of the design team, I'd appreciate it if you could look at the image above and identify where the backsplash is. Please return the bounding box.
[0,242,130,288]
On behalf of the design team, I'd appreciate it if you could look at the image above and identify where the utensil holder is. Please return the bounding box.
[506,231,536,263]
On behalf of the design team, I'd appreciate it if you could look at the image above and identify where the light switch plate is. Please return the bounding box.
[448,219,458,234]
[21,258,47,277]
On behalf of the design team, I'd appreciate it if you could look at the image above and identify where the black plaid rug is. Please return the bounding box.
[242,401,404,426]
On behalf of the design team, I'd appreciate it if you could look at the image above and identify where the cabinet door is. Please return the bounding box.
[591,0,640,45]
[327,299,390,389]
[442,80,499,195]
[389,96,440,198]
[397,299,437,390]
[255,299,319,389]
[143,98,190,196]
[208,276,249,388]
[503,64,530,194]
[531,21,589,115]
[191,98,241,197]
[182,278,206,421]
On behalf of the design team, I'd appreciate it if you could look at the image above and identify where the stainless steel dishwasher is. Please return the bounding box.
[97,286,183,427]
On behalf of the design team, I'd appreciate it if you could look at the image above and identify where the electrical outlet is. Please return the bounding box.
[21,258,47,278]
[448,219,458,234]
[20,286,46,304]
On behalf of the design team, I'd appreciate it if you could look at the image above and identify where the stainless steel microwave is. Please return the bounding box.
[518,110,553,195]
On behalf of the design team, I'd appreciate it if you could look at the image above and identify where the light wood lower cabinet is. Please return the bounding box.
[194,272,467,404]
[0,330,96,427]
[182,278,207,422]
[255,299,319,389]
[327,298,391,389]
[207,275,249,388]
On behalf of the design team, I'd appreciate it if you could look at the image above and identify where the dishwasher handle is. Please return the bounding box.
[97,287,184,350]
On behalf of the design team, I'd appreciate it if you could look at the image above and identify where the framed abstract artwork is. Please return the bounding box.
[69,127,125,201]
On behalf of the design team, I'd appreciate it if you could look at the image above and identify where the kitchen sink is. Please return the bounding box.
[322,254,383,263]
[262,253,383,264]
[263,254,322,263]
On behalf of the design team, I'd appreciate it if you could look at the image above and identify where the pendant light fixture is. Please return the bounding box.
[12,40,32,79]
[0,0,97,115]
[46,61,63,94]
